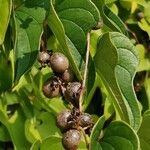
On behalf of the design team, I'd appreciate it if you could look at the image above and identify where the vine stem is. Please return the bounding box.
[79,32,91,112]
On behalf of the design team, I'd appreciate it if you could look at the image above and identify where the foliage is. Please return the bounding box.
[0,0,150,149]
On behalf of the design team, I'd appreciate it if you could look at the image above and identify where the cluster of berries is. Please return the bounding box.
[57,108,93,150]
[38,51,93,150]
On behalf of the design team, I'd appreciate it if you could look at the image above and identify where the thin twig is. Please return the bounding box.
[79,32,91,112]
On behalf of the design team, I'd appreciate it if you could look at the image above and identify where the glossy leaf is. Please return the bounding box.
[0,0,12,45]
[90,117,140,150]
[94,32,141,130]
[14,0,48,81]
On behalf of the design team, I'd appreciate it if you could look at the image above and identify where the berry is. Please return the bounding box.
[62,129,81,150]
[61,69,74,83]
[42,77,60,98]
[38,51,50,65]
[64,82,81,107]
[56,110,72,130]
[50,52,69,73]
[78,113,93,128]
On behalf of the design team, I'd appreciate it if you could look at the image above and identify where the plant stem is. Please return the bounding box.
[79,127,90,150]
[79,32,91,112]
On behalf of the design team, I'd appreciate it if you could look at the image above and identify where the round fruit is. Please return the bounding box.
[56,110,72,130]
[38,51,50,64]
[61,69,74,83]
[62,129,81,150]
[79,113,93,128]
[49,52,69,73]
[42,78,60,98]
[64,82,81,107]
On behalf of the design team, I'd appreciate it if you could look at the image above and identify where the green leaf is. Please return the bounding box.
[0,124,10,142]
[138,18,150,38]
[25,112,61,143]
[47,1,82,81]
[90,116,105,149]
[56,0,100,54]
[30,136,64,150]
[91,1,128,36]
[0,0,12,45]
[30,136,86,150]
[14,0,48,81]
[136,44,150,72]
[102,5,128,36]
[94,32,141,131]
[0,107,31,149]
[90,117,139,150]
[138,110,150,150]
[144,77,150,110]
[30,140,40,150]
[0,52,12,94]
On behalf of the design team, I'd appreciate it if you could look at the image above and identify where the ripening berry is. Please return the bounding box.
[42,78,60,98]
[62,129,81,150]
[64,82,81,107]
[56,110,72,130]
[49,52,69,73]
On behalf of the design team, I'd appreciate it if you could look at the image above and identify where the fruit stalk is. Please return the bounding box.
[79,32,91,112]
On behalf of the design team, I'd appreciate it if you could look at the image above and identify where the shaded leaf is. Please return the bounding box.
[0,124,10,142]
[14,0,48,81]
